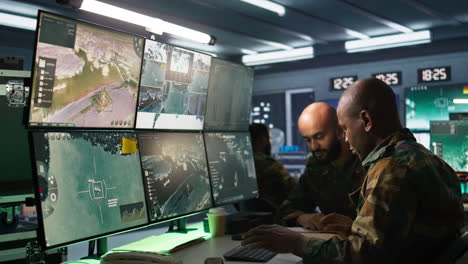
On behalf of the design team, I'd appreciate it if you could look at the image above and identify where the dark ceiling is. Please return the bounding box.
[4,0,468,71]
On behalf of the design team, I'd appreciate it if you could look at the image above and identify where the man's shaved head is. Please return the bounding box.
[298,102,338,133]
[298,102,342,163]
[337,78,402,160]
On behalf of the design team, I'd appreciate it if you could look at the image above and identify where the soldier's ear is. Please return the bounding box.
[359,110,373,132]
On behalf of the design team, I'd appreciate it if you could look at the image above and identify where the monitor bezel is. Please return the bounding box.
[29,130,151,250]
[136,131,215,223]
[27,10,145,131]
[203,131,259,207]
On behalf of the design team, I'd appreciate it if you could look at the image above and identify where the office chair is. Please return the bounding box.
[433,232,468,264]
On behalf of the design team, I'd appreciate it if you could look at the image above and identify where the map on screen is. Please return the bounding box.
[29,12,143,128]
[205,132,258,205]
[136,39,211,130]
[430,120,468,173]
[204,58,254,131]
[32,131,148,248]
[138,132,212,221]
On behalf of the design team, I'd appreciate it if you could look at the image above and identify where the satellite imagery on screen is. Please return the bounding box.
[136,39,211,130]
[205,132,258,205]
[32,131,148,248]
[138,133,212,221]
[29,13,143,128]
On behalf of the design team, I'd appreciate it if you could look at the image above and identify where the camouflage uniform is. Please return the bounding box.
[253,152,297,209]
[280,153,365,225]
[302,129,464,263]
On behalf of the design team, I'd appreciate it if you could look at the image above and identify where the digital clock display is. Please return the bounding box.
[418,66,451,83]
[330,76,357,91]
[372,71,402,86]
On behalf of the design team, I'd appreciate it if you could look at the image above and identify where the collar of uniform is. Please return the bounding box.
[361,128,415,168]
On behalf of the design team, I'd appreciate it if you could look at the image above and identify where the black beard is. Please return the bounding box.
[312,138,341,163]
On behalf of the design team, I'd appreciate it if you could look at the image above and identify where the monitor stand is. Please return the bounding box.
[80,237,108,261]
[166,218,196,233]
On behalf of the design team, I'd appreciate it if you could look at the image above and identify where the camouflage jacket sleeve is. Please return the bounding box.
[301,139,464,263]
[254,152,297,209]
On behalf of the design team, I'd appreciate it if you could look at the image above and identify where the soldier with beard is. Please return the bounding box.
[280,102,365,231]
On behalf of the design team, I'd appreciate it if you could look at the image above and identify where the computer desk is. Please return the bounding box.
[171,235,303,264]
[67,222,336,263]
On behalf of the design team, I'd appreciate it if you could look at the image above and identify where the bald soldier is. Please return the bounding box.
[243,78,464,263]
[280,102,365,229]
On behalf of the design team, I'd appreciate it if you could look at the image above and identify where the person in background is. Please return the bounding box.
[243,78,464,263]
[279,102,365,230]
[245,123,297,214]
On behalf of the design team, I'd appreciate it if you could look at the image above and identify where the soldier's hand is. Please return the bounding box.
[319,213,353,238]
[242,225,306,257]
[297,213,324,230]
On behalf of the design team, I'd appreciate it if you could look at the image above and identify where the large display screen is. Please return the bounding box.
[31,131,148,249]
[405,84,468,131]
[138,132,212,221]
[430,120,468,173]
[29,12,144,128]
[204,132,258,205]
[136,39,211,130]
[204,58,254,131]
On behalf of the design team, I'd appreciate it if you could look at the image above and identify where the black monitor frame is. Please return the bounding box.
[27,10,145,130]
[29,130,150,250]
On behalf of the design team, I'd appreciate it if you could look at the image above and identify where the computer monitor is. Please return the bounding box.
[138,132,212,222]
[405,84,468,131]
[430,120,468,173]
[204,58,254,131]
[204,132,258,205]
[136,39,211,130]
[31,131,148,249]
[28,11,144,129]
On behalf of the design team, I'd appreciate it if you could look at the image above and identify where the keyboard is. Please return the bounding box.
[223,245,277,262]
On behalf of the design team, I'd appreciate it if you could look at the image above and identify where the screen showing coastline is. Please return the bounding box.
[31,131,148,248]
[29,12,144,128]
[138,132,212,221]
[136,39,211,130]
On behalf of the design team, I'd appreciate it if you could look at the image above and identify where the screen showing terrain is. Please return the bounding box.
[138,132,212,221]
[204,58,254,131]
[405,84,468,131]
[32,131,148,248]
[430,120,468,173]
[29,12,144,128]
[205,132,258,205]
[136,39,211,130]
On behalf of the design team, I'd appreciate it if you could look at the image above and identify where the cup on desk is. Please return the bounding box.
[207,207,227,237]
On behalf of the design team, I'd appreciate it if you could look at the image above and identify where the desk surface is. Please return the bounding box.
[172,235,302,264]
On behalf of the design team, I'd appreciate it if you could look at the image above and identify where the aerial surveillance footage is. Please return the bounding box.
[205,132,258,205]
[204,58,254,131]
[136,39,211,130]
[32,131,148,248]
[29,12,143,128]
[138,133,212,221]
